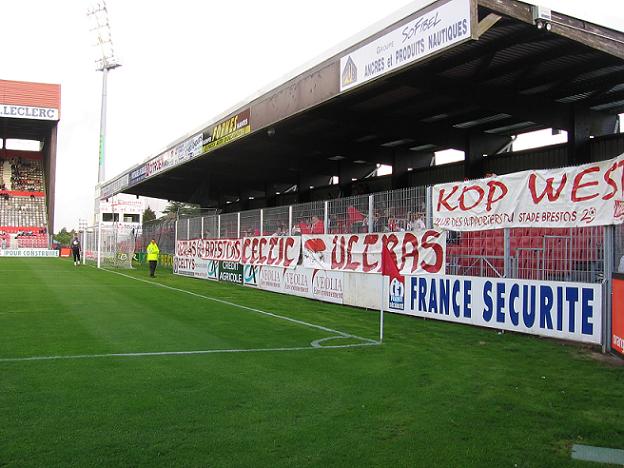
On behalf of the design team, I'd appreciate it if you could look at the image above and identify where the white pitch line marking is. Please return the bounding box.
[0,342,378,363]
[101,268,379,346]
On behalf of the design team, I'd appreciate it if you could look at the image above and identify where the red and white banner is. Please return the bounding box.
[175,238,241,262]
[241,236,301,269]
[301,231,446,275]
[433,153,624,230]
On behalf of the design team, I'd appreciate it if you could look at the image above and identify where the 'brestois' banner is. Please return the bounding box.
[176,238,241,262]
[241,236,301,269]
[302,231,446,275]
[433,153,624,230]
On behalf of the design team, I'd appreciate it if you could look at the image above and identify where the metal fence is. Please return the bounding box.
[140,217,177,255]
[164,185,611,284]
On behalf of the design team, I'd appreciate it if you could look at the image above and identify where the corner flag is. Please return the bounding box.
[381,243,403,282]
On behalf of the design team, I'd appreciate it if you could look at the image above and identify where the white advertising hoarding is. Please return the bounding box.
[0,249,58,257]
[340,0,472,92]
[386,274,602,344]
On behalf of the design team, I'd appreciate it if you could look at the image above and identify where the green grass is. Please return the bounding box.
[0,258,623,467]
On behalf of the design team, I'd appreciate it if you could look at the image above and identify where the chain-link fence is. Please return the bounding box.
[328,194,369,234]
[168,185,609,284]
[140,217,177,255]
[220,212,238,238]
[240,209,261,237]
[292,201,324,235]
[446,226,605,283]
[262,206,290,236]
[373,186,428,232]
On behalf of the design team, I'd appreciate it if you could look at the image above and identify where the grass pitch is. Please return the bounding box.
[0,258,622,467]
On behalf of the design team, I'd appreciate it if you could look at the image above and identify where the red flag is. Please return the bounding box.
[347,206,365,223]
[381,243,403,282]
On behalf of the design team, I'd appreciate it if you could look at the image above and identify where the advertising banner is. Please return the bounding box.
[433,153,624,230]
[129,165,146,184]
[257,265,343,303]
[612,274,624,355]
[241,236,301,269]
[0,249,59,257]
[176,238,241,262]
[258,266,311,298]
[203,109,251,153]
[243,264,258,286]
[219,261,244,284]
[311,269,344,304]
[339,0,471,92]
[302,231,446,275]
[258,266,285,294]
[389,274,602,344]
[173,256,209,279]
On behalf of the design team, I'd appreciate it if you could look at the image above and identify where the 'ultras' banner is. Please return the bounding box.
[241,236,301,269]
[433,153,624,230]
[301,231,446,275]
[175,238,241,262]
[392,274,602,344]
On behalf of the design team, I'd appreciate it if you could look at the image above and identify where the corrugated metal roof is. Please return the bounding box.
[0,79,61,113]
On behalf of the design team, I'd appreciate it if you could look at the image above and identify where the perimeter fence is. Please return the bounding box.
[156,184,610,284]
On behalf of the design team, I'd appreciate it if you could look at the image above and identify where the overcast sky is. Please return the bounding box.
[1,0,623,232]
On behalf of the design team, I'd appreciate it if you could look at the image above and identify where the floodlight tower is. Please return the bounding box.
[87,0,121,185]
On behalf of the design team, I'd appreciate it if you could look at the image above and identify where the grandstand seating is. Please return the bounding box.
[446,226,602,281]
[0,152,48,249]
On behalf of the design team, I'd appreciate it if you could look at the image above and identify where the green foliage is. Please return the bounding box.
[53,227,75,247]
[142,206,157,223]
[162,201,201,217]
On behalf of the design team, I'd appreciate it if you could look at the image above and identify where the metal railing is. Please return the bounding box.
[161,185,608,284]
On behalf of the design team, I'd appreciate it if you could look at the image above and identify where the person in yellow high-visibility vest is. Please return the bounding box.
[146,238,160,277]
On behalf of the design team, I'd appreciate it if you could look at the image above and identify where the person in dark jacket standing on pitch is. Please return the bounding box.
[71,235,81,266]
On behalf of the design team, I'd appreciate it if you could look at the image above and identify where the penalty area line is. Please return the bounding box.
[0,342,378,363]
[99,267,379,346]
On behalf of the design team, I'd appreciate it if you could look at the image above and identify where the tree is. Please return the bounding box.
[54,228,74,247]
[162,201,201,217]
[143,206,156,223]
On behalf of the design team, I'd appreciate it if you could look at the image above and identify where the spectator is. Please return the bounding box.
[407,212,426,231]
[311,215,324,234]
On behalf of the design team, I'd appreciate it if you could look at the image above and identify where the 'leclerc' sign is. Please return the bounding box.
[0,104,59,121]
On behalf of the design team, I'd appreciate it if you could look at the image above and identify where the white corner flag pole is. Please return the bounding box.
[97,222,102,269]
[379,272,384,343]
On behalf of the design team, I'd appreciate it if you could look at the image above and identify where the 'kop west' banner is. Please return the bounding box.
[302,231,446,275]
[176,238,241,262]
[241,236,301,269]
[433,153,624,230]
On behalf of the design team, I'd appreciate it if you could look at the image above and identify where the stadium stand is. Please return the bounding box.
[0,151,49,249]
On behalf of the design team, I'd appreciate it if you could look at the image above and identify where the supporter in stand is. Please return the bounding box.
[297,219,312,235]
[407,212,426,231]
[346,206,366,233]
[311,215,324,234]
